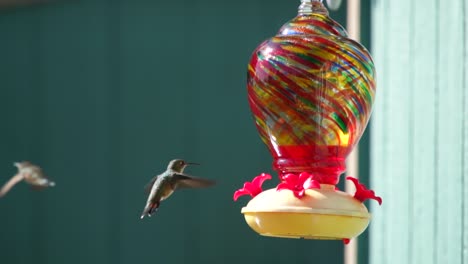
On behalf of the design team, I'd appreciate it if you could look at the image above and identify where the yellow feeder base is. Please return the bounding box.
[241,185,370,240]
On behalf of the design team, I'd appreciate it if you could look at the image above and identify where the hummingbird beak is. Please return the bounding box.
[186,162,200,166]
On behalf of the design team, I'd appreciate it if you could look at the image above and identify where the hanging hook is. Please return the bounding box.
[326,0,342,11]
[299,0,328,15]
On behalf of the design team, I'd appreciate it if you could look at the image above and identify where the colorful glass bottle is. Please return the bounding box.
[248,0,375,185]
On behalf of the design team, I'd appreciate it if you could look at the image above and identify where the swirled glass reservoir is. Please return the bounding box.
[247,13,375,185]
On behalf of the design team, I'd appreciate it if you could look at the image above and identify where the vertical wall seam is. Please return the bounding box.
[408,0,415,262]
[461,0,467,262]
[433,0,440,262]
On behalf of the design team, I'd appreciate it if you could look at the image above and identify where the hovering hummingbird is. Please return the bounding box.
[0,161,55,198]
[140,159,215,219]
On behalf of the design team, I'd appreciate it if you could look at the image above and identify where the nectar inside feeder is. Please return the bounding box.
[234,0,381,242]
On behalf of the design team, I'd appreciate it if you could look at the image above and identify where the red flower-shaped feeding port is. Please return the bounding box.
[276,172,320,198]
[346,177,382,205]
[233,173,271,201]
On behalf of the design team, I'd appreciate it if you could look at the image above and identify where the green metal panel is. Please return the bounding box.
[436,1,464,263]
[370,0,467,263]
[0,1,349,264]
[409,0,437,263]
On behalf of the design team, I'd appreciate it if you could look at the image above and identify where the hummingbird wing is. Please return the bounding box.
[144,175,159,193]
[174,173,216,189]
[0,174,25,198]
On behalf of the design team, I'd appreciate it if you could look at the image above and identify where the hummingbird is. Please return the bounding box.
[140,159,215,219]
[0,161,55,198]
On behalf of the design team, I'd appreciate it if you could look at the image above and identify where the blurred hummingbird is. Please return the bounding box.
[0,161,55,198]
[140,159,215,219]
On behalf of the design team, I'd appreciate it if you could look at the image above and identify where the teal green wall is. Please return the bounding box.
[0,1,349,264]
[370,0,467,263]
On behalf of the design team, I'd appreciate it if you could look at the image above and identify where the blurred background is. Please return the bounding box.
[0,0,355,264]
[1,0,467,264]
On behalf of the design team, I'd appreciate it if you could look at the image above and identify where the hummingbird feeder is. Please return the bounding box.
[234,0,381,242]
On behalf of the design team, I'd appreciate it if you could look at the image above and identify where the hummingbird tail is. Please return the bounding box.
[140,202,159,219]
